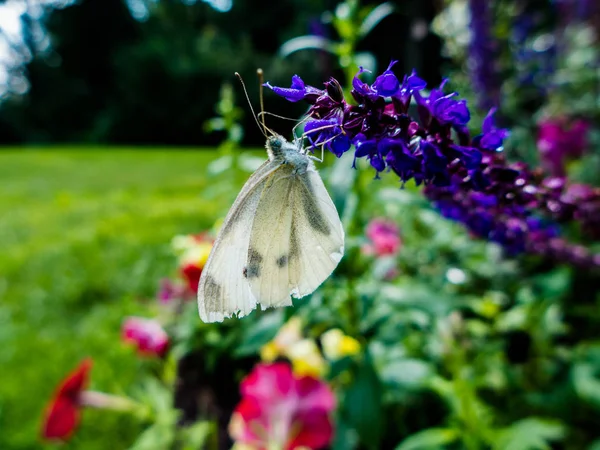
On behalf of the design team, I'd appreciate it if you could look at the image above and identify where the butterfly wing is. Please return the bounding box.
[197,160,282,323]
[247,162,344,308]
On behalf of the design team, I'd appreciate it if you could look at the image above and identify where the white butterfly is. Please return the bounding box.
[197,129,345,323]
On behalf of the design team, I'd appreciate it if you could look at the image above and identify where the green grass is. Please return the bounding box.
[0,148,253,449]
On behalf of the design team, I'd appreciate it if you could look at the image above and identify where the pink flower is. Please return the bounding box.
[229,362,335,450]
[158,278,187,304]
[122,317,169,357]
[537,117,590,176]
[42,359,92,441]
[363,218,402,256]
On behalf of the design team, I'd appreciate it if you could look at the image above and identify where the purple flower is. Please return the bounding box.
[476,108,510,151]
[351,67,380,102]
[353,134,385,172]
[305,118,351,157]
[264,75,323,103]
[267,67,482,186]
[265,66,600,268]
[372,61,400,97]
[421,142,449,185]
[426,151,600,267]
[381,138,420,184]
[431,94,471,127]
[412,79,471,127]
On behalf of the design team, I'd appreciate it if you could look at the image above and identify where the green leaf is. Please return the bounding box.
[179,421,214,450]
[234,310,284,357]
[395,428,459,450]
[129,423,175,450]
[572,362,600,409]
[331,416,360,450]
[358,2,395,38]
[279,36,338,58]
[379,358,432,389]
[342,357,385,449]
[492,418,565,450]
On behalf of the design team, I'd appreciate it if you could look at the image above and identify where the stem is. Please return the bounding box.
[79,390,142,412]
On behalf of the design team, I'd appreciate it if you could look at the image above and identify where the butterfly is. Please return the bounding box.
[197,72,345,323]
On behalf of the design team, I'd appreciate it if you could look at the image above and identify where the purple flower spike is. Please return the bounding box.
[264,65,599,270]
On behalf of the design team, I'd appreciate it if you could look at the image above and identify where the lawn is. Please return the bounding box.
[0,148,249,449]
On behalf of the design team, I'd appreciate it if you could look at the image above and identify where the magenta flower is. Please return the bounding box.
[537,117,590,176]
[363,218,402,256]
[229,362,335,450]
[122,317,169,357]
[157,278,187,304]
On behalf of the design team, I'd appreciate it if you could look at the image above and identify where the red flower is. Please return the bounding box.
[229,362,335,450]
[42,359,92,441]
[180,263,203,293]
[174,233,213,294]
[122,317,169,357]
[363,218,402,256]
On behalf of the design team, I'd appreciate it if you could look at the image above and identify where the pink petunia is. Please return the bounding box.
[229,362,335,450]
[363,218,402,256]
[122,317,169,357]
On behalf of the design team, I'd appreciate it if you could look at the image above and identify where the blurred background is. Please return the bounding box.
[0,0,599,449]
[0,0,447,147]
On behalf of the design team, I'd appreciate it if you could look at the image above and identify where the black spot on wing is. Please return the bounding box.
[300,176,330,235]
[204,275,222,313]
[246,248,263,278]
[276,255,288,267]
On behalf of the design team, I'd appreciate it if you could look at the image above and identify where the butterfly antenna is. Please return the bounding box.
[235,71,268,138]
[291,115,310,138]
[257,69,269,134]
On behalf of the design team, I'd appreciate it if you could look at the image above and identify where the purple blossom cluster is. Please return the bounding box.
[265,61,504,188]
[266,65,600,268]
[425,155,600,267]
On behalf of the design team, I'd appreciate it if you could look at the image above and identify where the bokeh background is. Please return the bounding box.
[0,0,599,449]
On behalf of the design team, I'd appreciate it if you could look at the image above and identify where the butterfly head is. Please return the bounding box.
[266,134,289,160]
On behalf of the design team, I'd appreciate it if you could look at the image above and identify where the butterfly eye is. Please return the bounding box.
[270,138,282,149]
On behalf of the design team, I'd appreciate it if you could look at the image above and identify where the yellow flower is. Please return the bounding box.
[287,339,328,378]
[321,329,361,361]
[260,341,279,362]
[180,242,212,268]
[259,317,303,362]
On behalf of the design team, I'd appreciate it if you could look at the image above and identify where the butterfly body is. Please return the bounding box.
[197,134,344,323]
